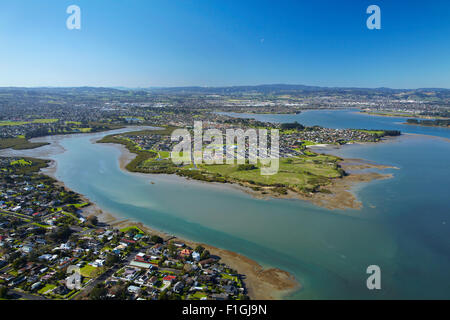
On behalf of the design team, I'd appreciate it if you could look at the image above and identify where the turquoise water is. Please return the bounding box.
[45,110,450,299]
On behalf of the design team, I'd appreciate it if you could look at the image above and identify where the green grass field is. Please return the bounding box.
[119,226,145,234]
[38,284,56,295]
[356,129,385,136]
[99,126,346,195]
[80,265,104,278]
[74,128,92,133]
[199,154,343,193]
[0,138,49,150]
[10,159,32,166]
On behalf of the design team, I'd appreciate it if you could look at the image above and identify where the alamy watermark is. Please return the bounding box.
[366,5,381,30]
[366,265,381,290]
[65,5,380,31]
[66,5,81,30]
[170,121,280,175]
[66,265,82,290]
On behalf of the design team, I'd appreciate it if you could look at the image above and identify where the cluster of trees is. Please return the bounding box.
[177,169,226,183]
[407,118,450,127]
[0,286,8,299]
[86,215,98,226]
[25,127,51,139]
[280,122,305,130]
[151,235,163,244]
[48,225,73,242]
[381,130,401,136]
[237,164,257,171]
[194,245,211,260]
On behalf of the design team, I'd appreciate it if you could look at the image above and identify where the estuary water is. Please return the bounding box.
[220,109,450,140]
[3,110,450,299]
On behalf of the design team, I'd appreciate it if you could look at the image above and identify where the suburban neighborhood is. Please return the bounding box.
[0,156,247,300]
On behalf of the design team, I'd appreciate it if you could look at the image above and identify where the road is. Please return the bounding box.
[10,289,47,300]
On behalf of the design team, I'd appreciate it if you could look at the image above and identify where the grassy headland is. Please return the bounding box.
[98,126,178,173]
[0,122,126,151]
[98,127,350,198]
[405,118,450,128]
[0,137,49,150]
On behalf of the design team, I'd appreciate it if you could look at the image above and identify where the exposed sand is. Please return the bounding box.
[0,128,399,299]
[13,139,300,300]
[79,201,300,300]
[113,139,396,210]
[229,162,395,211]
[403,122,450,128]
[357,110,450,120]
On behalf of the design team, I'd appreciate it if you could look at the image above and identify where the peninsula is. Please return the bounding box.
[98,123,398,210]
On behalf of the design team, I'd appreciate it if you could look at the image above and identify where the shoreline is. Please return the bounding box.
[357,110,450,121]
[78,185,301,300]
[30,139,301,300]
[115,139,395,211]
[0,128,401,299]
[402,122,450,129]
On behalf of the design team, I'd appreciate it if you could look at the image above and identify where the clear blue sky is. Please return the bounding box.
[0,0,449,88]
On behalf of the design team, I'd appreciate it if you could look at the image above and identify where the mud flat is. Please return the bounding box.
[80,201,300,300]
[111,139,396,210]
[0,132,301,300]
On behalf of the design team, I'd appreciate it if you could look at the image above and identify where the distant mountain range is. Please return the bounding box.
[144,84,450,93]
[1,85,450,101]
[142,84,450,101]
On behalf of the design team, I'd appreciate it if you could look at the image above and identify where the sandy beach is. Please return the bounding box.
[114,138,396,210]
[78,191,300,300]
[104,139,302,299]
[0,129,400,299]
[2,133,300,300]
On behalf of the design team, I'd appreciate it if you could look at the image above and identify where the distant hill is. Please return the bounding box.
[141,84,450,94]
[1,85,450,101]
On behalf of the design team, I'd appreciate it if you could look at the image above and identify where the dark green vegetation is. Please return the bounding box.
[280,122,305,130]
[356,129,401,137]
[406,118,450,127]
[24,122,124,139]
[0,137,49,150]
[2,157,49,174]
[98,126,178,173]
[237,164,258,171]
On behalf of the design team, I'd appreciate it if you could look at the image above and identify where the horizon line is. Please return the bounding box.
[0,84,449,91]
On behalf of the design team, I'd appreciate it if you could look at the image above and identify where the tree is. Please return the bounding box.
[407,118,419,124]
[89,284,108,300]
[27,251,39,263]
[159,290,168,300]
[55,268,67,280]
[237,164,257,171]
[0,286,8,299]
[49,225,72,242]
[200,250,210,260]
[113,285,128,300]
[86,215,98,226]
[65,205,77,214]
[150,235,163,244]
[12,256,26,269]
[105,253,119,267]
[168,242,177,256]
[194,245,205,255]
[280,122,304,131]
